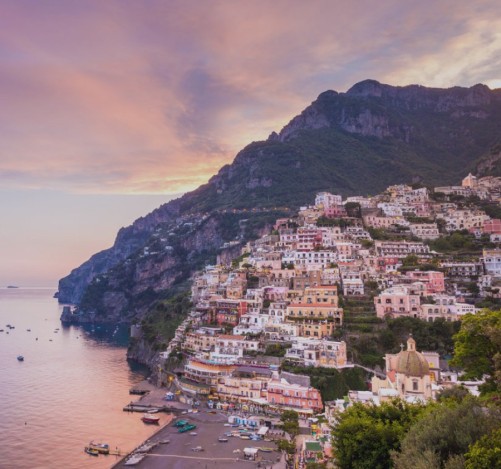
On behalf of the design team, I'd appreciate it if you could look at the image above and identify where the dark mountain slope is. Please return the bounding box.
[58,80,501,317]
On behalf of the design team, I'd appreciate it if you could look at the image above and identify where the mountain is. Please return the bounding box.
[58,79,501,320]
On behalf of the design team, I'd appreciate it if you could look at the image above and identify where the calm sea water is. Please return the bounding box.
[0,288,164,469]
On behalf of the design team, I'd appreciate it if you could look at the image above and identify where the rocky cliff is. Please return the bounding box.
[58,79,501,324]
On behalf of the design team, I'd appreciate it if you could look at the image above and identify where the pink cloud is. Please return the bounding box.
[1,0,500,195]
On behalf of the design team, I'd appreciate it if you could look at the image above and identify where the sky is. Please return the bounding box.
[1,0,501,287]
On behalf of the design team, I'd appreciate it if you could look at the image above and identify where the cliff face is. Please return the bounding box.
[57,199,182,304]
[275,80,495,143]
[58,79,501,323]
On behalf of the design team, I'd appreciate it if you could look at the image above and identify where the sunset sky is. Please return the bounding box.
[2,0,501,287]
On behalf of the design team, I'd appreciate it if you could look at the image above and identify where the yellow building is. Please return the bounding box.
[286,286,343,337]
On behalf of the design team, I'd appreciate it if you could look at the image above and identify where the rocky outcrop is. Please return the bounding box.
[127,334,160,368]
[275,79,498,142]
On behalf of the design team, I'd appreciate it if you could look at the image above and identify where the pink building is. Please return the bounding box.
[376,256,400,273]
[267,379,323,412]
[374,286,421,319]
[323,205,347,218]
[483,219,501,234]
[405,270,445,294]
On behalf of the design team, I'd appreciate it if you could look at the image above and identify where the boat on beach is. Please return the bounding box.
[141,413,160,424]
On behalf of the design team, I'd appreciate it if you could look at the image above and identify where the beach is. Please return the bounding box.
[113,382,285,469]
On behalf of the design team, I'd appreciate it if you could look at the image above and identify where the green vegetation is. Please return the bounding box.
[465,427,501,469]
[343,316,460,368]
[265,343,290,357]
[317,216,354,227]
[392,397,501,469]
[332,399,427,469]
[280,363,367,401]
[450,309,501,391]
[139,290,192,350]
[428,230,483,254]
[280,409,300,438]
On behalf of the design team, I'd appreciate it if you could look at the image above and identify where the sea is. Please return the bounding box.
[0,287,164,469]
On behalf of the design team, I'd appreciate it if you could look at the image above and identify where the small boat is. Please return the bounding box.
[259,447,274,452]
[190,432,198,436]
[17,355,24,361]
[84,447,99,456]
[240,435,250,440]
[141,413,160,424]
[89,442,110,454]
[26,329,31,332]
[218,437,229,442]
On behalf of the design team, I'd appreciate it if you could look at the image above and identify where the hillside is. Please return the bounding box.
[58,79,501,320]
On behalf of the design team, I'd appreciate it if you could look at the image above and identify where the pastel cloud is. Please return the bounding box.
[1,0,501,195]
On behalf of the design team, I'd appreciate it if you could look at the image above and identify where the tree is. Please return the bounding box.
[345,202,362,218]
[436,385,470,403]
[332,399,426,469]
[277,438,296,454]
[402,254,419,267]
[464,427,501,469]
[392,397,501,469]
[450,309,501,391]
[280,409,300,438]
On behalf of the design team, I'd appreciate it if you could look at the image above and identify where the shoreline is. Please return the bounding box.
[111,380,285,469]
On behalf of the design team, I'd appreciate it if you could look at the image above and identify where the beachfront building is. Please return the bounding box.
[216,366,274,403]
[266,378,323,413]
[181,358,236,396]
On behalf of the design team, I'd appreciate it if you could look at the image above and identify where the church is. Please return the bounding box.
[371,335,439,402]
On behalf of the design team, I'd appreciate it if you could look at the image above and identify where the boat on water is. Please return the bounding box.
[84,447,99,456]
[141,413,160,424]
[218,437,229,442]
[88,442,110,454]
[17,355,24,361]
[259,447,274,452]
